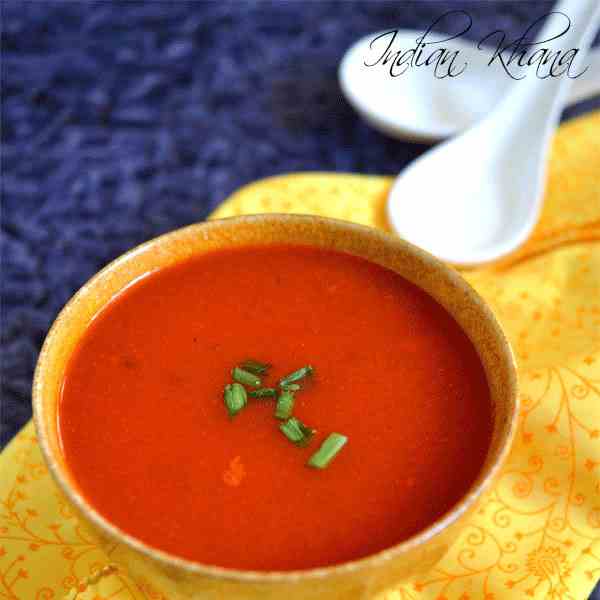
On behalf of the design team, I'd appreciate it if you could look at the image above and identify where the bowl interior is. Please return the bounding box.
[33,214,518,578]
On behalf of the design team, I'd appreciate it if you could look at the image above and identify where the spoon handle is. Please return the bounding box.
[494,0,600,133]
[569,47,600,105]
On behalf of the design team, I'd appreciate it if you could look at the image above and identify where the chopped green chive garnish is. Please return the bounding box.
[249,387,277,399]
[280,417,316,447]
[223,383,247,417]
[224,362,345,468]
[232,367,261,387]
[279,365,313,388]
[240,360,271,376]
[307,433,347,469]
[275,390,295,420]
[281,383,301,392]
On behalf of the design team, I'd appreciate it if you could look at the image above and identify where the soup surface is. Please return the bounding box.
[59,244,492,570]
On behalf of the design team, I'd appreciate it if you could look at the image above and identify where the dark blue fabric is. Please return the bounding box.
[2,2,599,596]
[5,0,600,432]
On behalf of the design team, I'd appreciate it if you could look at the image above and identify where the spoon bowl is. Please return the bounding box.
[340,29,600,142]
[385,2,600,265]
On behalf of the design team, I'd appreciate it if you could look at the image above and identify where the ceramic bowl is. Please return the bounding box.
[33,214,518,600]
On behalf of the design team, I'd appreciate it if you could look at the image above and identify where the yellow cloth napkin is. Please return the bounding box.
[1,112,599,600]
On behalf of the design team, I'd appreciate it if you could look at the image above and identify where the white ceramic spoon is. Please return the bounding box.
[386,0,600,266]
[340,28,600,142]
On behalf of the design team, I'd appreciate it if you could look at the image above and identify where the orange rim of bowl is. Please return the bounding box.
[32,214,519,583]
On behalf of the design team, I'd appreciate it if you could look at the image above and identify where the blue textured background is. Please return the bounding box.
[2,2,599,596]
[6,0,600,446]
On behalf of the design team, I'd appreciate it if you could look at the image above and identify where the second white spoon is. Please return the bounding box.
[340,28,600,142]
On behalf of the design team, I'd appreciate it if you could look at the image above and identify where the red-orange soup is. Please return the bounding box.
[58,245,493,571]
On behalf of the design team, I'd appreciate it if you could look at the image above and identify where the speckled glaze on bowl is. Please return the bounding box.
[33,214,518,600]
